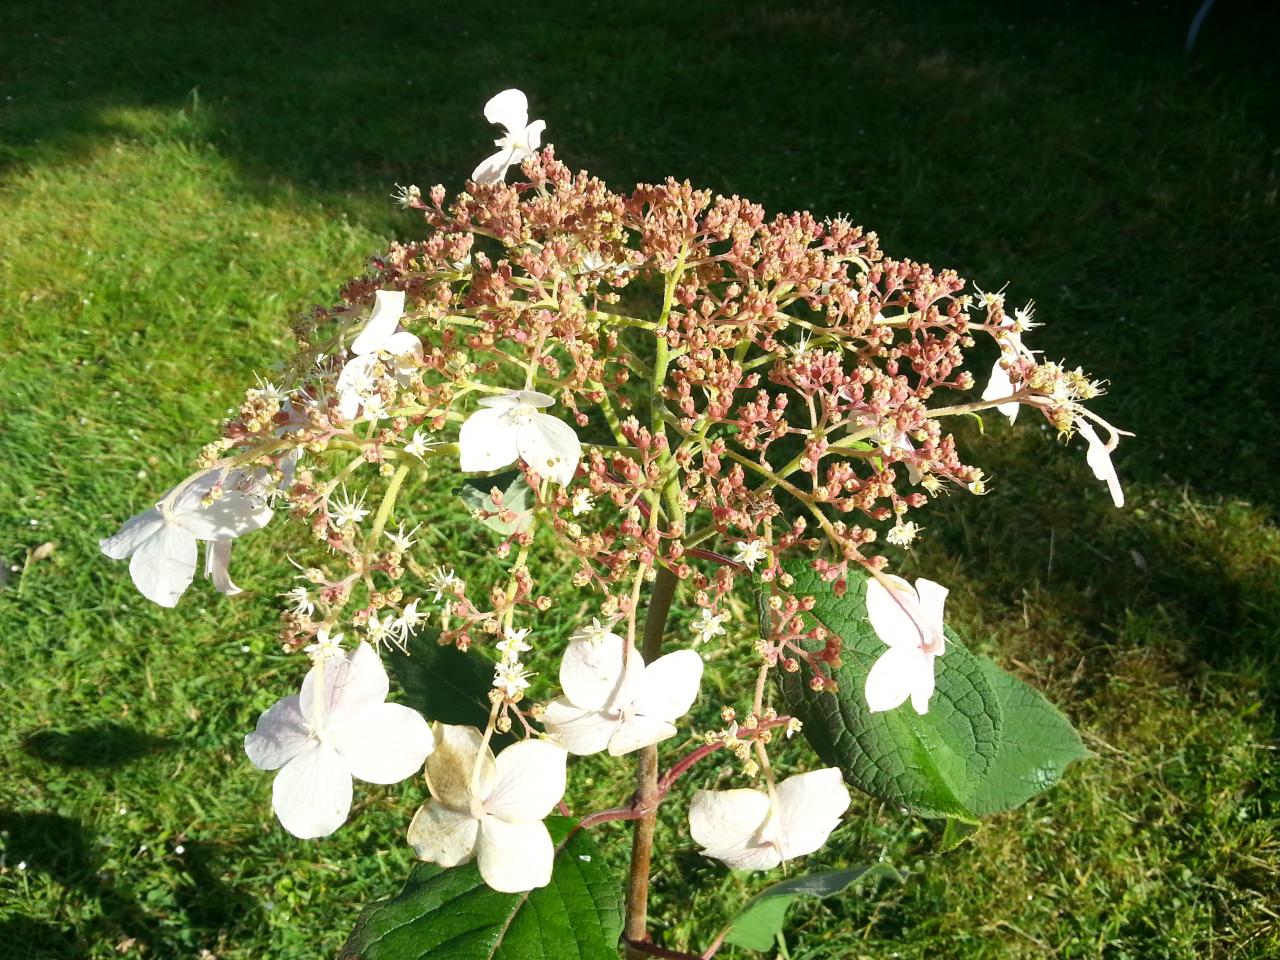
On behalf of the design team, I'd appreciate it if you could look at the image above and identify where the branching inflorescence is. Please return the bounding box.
[101,89,1126,954]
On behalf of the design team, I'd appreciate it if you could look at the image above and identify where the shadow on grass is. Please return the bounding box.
[22,724,173,769]
[0,810,262,958]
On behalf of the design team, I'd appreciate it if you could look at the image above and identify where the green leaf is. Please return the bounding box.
[386,628,499,736]
[964,657,1090,815]
[723,864,902,952]
[775,560,1002,819]
[458,471,533,536]
[341,818,622,960]
[775,559,1085,819]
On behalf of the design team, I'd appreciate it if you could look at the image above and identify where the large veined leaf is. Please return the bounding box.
[723,864,902,952]
[341,818,622,960]
[775,559,1085,818]
[775,561,1002,819]
[965,657,1089,815]
[385,628,514,746]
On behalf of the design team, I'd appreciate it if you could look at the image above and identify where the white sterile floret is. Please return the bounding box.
[1076,418,1125,508]
[864,575,948,715]
[471,89,547,186]
[100,467,273,608]
[244,642,434,840]
[335,290,423,422]
[458,390,581,486]
[542,626,703,756]
[407,725,568,893]
[688,768,850,871]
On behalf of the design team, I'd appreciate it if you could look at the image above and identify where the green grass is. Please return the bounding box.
[2,1,1278,957]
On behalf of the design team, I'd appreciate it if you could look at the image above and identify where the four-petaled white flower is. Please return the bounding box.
[282,585,316,618]
[734,539,768,571]
[458,390,581,486]
[244,642,434,839]
[864,575,948,715]
[100,467,273,608]
[407,725,567,892]
[688,768,850,871]
[543,627,703,756]
[335,290,423,422]
[1076,418,1125,508]
[691,608,728,646]
[471,89,546,186]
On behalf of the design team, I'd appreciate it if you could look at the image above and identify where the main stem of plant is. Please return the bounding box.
[623,564,679,959]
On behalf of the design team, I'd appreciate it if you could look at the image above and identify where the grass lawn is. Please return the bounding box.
[2,1,1277,957]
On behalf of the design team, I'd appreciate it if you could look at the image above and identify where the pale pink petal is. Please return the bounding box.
[516,413,581,485]
[174,490,272,541]
[524,119,546,151]
[329,702,434,784]
[244,695,309,770]
[300,642,389,730]
[910,659,937,715]
[981,360,1020,423]
[1078,420,1124,508]
[426,724,495,809]
[472,148,516,186]
[479,390,554,410]
[407,801,480,868]
[128,522,197,607]
[204,540,241,596]
[607,715,677,756]
[688,788,779,871]
[271,744,353,839]
[350,290,407,356]
[477,816,554,893]
[542,699,618,756]
[558,635,630,711]
[100,507,164,560]
[382,330,423,362]
[483,89,529,133]
[631,649,703,724]
[865,575,927,651]
[912,578,948,655]
[773,769,850,861]
[458,407,520,473]
[864,644,927,713]
[484,739,567,821]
